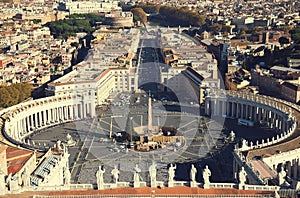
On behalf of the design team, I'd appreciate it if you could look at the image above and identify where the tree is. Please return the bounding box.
[45,14,104,38]
[222,25,231,34]
[279,37,289,45]
[131,8,147,24]
[289,28,300,44]
[211,23,222,33]
[0,83,32,108]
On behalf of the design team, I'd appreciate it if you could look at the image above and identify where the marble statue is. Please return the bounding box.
[149,161,157,187]
[133,164,142,183]
[111,165,120,183]
[229,130,235,142]
[96,165,105,189]
[64,167,71,185]
[278,167,286,186]
[190,164,197,182]
[55,140,63,151]
[168,163,176,182]
[66,133,76,146]
[238,167,247,185]
[202,165,211,188]
[22,168,31,187]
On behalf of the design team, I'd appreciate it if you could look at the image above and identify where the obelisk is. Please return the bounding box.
[148,91,152,133]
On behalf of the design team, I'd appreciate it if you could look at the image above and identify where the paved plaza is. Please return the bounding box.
[27,36,280,186]
[29,92,277,186]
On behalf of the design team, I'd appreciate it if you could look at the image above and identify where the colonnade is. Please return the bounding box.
[205,98,290,133]
[205,90,300,187]
[1,95,96,147]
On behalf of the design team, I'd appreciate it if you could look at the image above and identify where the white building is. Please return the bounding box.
[46,28,140,105]
[58,0,121,14]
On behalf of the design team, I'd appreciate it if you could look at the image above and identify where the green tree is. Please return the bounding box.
[290,28,300,43]
[131,8,147,24]
[211,23,222,32]
[279,37,289,45]
[0,83,32,108]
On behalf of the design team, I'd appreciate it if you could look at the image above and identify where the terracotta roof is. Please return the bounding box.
[6,146,33,175]
[6,147,32,160]
[7,154,32,176]
[0,186,275,198]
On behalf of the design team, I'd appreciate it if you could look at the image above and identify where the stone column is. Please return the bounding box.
[56,107,60,122]
[287,161,292,178]
[52,108,55,122]
[278,117,282,131]
[46,109,49,124]
[258,108,262,122]
[79,104,83,119]
[16,120,21,139]
[51,109,54,123]
[35,113,39,128]
[91,102,96,118]
[205,100,210,115]
[241,103,244,119]
[282,121,286,133]
[61,107,65,121]
[26,116,30,132]
[250,105,253,121]
[293,159,298,179]
[269,112,274,128]
[13,125,17,139]
[51,108,55,123]
[245,105,249,120]
[39,111,42,127]
[74,104,78,119]
[274,114,278,130]
[222,101,226,116]
[42,110,46,126]
[226,102,230,117]
[69,105,73,120]
[22,118,26,135]
[58,107,62,121]
[232,102,235,118]
[213,100,218,116]
[253,106,256,121]
[30,114,34,129]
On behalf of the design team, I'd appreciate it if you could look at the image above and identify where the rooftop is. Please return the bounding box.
[6,146,33,175]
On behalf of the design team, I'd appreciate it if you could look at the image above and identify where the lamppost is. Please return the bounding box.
[109,115,123,139]
[130,116,133,143]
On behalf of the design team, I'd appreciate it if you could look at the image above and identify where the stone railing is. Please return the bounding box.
[244,184,279,191]
[236,120,296,152]
[209,183,237,189]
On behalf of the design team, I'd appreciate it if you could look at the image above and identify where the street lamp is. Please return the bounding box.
[109,115,123,139]
[130,116,133,143]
